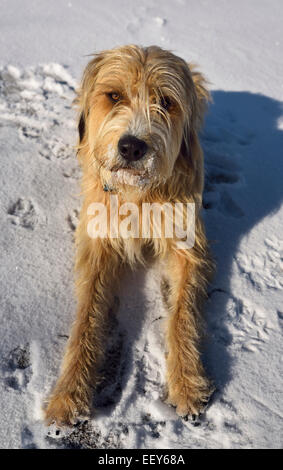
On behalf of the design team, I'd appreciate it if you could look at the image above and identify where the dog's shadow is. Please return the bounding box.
[93,90,283,416]
[92,266,154,415]
[202,90,283,393]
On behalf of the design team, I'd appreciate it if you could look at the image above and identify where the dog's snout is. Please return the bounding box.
[118,135,148,162]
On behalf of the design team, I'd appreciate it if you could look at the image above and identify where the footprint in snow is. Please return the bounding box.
[66,209,79,232]
[21,426,37,449]
[2,344,32,392]
[8,198,38,230]
[202,137,244,217]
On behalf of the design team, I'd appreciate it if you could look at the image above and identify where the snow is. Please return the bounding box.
[0,0,282,449]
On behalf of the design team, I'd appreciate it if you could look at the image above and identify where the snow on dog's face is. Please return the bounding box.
[76,45,205,193]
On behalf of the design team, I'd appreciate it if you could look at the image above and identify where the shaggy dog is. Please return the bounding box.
[44,45,214,426]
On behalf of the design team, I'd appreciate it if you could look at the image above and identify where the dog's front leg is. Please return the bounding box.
[164,246,213,417]
[44,239,120,426]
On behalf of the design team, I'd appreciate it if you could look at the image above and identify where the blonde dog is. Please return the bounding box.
[44,45,214,426]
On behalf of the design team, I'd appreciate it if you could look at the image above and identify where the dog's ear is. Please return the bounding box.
[78,112,85,144]
[177,64,210,205]
[188,64,211,127]
[75,51,106,146]
[180,64,211,156]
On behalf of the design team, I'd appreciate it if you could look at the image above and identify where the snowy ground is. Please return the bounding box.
[0,0,282,449]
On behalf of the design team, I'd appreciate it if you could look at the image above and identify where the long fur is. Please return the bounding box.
[44,45,214,426]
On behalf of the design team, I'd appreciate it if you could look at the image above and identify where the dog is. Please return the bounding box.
[44,45,214,426]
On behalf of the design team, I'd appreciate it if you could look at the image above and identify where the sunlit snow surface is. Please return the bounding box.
[0,0,282,449]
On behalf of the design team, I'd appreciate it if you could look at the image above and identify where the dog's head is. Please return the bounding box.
[76,45,209,195]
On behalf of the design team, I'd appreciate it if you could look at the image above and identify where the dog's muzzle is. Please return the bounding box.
[118,134,148,162]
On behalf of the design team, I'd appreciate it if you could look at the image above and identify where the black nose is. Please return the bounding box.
[118,135,148,162]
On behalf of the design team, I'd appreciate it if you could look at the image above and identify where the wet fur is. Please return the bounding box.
[44,45,214,426]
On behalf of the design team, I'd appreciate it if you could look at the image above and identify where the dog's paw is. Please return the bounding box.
[166,394,205,417]
[166,381,214,418]
[44,393,89,428]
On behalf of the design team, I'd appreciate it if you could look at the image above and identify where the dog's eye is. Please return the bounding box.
[108,92,121,103]
[160,96,171,111]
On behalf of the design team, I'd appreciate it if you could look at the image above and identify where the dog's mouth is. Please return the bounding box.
[110,167,151,187]
[99,149,160,190]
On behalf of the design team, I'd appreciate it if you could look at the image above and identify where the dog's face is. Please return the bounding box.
[77,45,207,193]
